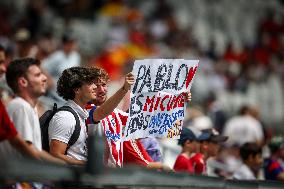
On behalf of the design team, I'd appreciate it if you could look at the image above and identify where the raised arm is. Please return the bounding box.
[92,72,135,122]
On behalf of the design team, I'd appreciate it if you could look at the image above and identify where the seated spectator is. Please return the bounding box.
[191,128,228,175]
[264,136,284,181]
[233,142,263,180]
[173,126,209,174]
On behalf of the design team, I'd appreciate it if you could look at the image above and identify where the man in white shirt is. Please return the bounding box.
[48,67,134,165]
[233,142,263,180]
[42,33,81,104]
[0,57,64,164]
[223,105,264,147]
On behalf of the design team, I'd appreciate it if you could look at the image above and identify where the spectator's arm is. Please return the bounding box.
[9,134,40,159]
[49,139,85,165]
[147,162,173,172]
[93,72,134,121]
[10,136,65,164]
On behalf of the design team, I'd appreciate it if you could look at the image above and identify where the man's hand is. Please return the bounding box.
[122,72,135,92]
[184,91,192,103]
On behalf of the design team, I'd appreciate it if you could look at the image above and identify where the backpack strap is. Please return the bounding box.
[56,106,81,152]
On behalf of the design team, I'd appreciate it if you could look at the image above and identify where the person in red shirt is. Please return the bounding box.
[173,126,209,174]
[191,128,228,175]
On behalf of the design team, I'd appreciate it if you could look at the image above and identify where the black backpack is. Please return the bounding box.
[40,103,81,152]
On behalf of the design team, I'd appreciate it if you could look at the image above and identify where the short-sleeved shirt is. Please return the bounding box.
[49,100,88,161]
[173,154,194,173]
[0,97,42,159]
[264,158,284,180]
[233,163,256,180]
[190,153,206,175]
[0,99,17,141]
[86,106,153,167]
[123,139,153,167]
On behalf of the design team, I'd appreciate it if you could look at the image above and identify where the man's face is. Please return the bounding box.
[207,142,220,157]
[25,65,47,98]
[93,78,108,106]
[250,154,263,172]
[77,83,97,104]
[0,51,6,77]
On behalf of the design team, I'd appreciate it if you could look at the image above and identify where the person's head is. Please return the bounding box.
[6,58,47,98]
[200,128,228,157]
[178,127,209,153]
[57,67,99,103]
[91,67,110,106]
[62,33,76,54]
[240,142,263,172]
[268,136,284,157]
[0,44,6,77]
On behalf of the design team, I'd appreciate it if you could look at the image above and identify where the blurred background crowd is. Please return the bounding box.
[1,0,284,181]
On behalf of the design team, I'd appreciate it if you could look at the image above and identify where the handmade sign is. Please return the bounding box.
[123,59,199,141]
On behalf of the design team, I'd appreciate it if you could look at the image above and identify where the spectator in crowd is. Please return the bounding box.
[223,105,264,147]
[0,44,40,159]
[86,67,178,171]
[233,142,263,180]
[191,128,228,175]
[0,57,64,164]
[263,136,284,181]
[173,126,209,174]
[140,137,162,162]
[48,66,134,165]
[42,33,81,104]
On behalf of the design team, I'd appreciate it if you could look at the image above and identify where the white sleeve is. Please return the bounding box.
[253,122,264,141]
[8,104,34,143]
[48,111,76,144]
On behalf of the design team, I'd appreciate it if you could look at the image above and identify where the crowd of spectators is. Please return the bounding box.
[1,0,284,186]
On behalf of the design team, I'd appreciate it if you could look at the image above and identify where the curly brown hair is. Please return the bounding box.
[57,66,99,100]
[90,66,110,83]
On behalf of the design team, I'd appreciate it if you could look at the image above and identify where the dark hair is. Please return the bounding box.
[57,67,99,100]
[239,105,249,115]
[6,58,40,93]
[240,142,262,161]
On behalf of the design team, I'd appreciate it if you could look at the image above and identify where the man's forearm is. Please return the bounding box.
[9,134,41,160]
[50,152,85,165]
[39,150,67,164]
[93,87,128,121]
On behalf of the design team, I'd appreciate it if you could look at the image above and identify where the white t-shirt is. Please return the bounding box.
[223,115,264,146]
[48,100,88,161]
[0,97,42,158]
[42,51,81,82]
[233,163,256,180]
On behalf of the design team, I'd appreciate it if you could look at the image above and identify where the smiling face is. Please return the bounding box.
[25,65,47,98]
[93,77,108,106]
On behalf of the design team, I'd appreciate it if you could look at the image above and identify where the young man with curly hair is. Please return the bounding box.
[48,67,134,165]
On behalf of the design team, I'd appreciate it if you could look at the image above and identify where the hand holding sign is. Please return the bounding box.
[123,59,199,141]
[184,91,192,103]
[122,72,135,92]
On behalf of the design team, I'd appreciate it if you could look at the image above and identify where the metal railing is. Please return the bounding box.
[1,136,284,189]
